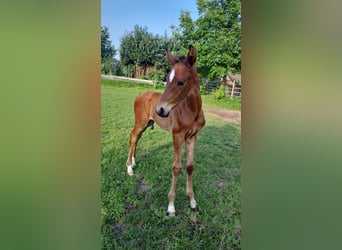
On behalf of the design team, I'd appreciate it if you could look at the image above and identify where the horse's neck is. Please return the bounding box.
[184,87,202,118]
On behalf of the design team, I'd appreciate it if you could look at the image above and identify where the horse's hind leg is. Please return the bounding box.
[126,120,149,176]
[130,119,154,167]
[126,113,154,175]
[126,129,142,175]
[126,92,159,175]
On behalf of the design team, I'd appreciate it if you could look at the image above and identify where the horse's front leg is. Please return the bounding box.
[167,133,183,216]
[185,135,197,210]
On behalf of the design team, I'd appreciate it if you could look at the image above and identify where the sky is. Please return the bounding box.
[101,0,199,59]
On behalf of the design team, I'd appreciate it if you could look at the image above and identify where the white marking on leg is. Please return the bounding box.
[190,198,197,209]
[167,202,176,216]
[132,157,136,167]
[127,165,134,176]
[169,68,175,82]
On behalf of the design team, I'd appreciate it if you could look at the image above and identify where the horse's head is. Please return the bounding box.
[155,45,198,117]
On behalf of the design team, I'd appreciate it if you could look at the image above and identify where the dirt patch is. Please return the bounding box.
[215,180,225,189]
[111,223,125,234]
[138,179,151,192]
[205,109,241,126]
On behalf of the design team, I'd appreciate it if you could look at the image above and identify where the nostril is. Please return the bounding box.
[156,106,169,117]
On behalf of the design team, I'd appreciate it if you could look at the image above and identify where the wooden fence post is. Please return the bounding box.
[231,80,236,99]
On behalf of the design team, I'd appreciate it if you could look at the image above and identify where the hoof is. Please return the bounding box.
[167,211,176,217]
[127,166,134,176]
[167,204,176,216]
[191,206,199,212]
[190,198,197,210]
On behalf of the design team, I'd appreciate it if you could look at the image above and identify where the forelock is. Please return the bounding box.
[177,55,186,63]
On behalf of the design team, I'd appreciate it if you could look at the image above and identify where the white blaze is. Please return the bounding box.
[169,68,175,82]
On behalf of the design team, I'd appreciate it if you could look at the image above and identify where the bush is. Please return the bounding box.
[213,84,226,100]
[101,57,114,75]
[148,70,164,81]
[148,70,165,89]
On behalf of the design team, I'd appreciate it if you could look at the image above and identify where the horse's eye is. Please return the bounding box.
[177,81,185,86]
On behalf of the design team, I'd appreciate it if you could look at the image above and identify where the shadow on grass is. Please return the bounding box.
[128,123,240,177]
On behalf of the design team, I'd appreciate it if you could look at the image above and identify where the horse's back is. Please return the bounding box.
[134,91,162,111]
[135,91,161,102]
[134,91,162,124]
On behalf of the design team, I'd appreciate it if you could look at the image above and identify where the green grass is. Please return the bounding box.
[202,94,241,110]
[101,79,241,249]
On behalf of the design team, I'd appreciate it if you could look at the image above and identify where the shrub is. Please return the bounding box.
[213,84,226,100]
[148,70,165,89]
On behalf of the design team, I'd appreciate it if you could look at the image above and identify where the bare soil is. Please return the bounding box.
[205,109,241,126]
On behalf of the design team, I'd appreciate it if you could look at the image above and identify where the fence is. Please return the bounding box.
[101,74,154,85]
[102,75,241,97]
[201,80,221,94]
[225,82,242,97]
[201,79,241,97]
[101,75,168,86]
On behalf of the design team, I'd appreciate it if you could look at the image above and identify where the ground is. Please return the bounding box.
[134,108,241,193]
[206,109,241,126]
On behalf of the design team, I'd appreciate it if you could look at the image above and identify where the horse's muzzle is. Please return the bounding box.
[156,106,169,117]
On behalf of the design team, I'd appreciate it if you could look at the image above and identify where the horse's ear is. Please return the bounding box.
[187,45,196,66]
[166,50,178,66]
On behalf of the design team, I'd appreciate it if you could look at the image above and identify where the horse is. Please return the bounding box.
[227,71,241,85]
[125,45,205,216]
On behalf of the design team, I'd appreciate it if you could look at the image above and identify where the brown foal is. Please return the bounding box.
[126,45,205,216]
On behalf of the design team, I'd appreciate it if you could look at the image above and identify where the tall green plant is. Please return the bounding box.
[101,26,116,74]
[172,0,241,80]
[119,26,180,79]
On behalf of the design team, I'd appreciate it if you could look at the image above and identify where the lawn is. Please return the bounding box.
[101,79,241,249]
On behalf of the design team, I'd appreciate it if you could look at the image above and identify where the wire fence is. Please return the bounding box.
[201,79,220,94]
[102,75,241,97]
[201,79,241,97]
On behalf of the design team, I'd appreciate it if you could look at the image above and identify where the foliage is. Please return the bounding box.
[101,26,116,74]
[101,79,241,249]
[206,84,241,110]
[204,93,241,110]
[109,0,241,81]
[213,84,226,100]
[101,57,114,75]
[172,0,241,79]
[148,70,165,88]
[119,26,180,78]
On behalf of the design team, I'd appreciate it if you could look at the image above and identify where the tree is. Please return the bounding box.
[119,25,180,79]
[101,26,116,74]
[172,0,241,79]
[120,30,136,77]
